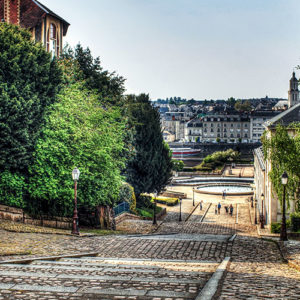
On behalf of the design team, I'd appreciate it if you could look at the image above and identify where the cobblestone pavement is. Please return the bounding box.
[1,184,300,299]
[219,236,300,300]
[0,256,218,299]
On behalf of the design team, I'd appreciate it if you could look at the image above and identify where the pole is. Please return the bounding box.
[280,185,288,241]
[254,200,257,225]
[193,188,195,206]
[261,198,264,229]
[153,197,157,225]
[72,181,79,235]
[179,198,182,222]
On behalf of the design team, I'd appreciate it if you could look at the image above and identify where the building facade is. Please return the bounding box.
[185,114,250,143]
[0,0,69,56]
[254,103,300,225]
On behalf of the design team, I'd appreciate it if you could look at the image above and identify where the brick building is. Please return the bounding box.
[0,0,70,56]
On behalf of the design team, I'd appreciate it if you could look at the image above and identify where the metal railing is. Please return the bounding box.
[114,202,130,216]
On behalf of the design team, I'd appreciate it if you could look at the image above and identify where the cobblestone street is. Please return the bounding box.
[0,189,300,299]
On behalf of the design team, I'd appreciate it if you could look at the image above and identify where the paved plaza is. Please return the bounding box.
[0,184,300,299]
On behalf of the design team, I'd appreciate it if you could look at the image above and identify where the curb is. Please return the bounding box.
[0,252,100,265]
[200,203,212,223]
[185,202,200,222]
[195,257,231,300]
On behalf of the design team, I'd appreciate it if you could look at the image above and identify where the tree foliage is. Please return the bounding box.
[62,44,125,104]
[262,124,300,210]
[0,23,62,171]
[125,94,173,197]
[26,81,126,217]
[172,160,185,172]
[234,100,252,112]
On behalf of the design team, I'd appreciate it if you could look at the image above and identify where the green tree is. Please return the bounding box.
[234,100,252,112]
[0,23,62,171]
[227,97,236,107]
[172,160,185,172]
[27,81,126,217]
[125,94,173,198]
[262,124,300,210]
[62,44,125,104]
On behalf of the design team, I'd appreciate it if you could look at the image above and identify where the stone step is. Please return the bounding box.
[0,263,215,277]
[0,283,195,299]
[0,256,219,299]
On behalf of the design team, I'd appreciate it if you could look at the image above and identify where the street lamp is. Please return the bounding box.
[153,190,157,225]
[254,198,258,225]
[179,198,182,222]
[71,167,80,235]
[280,171,288,241]
[193,187,195,206]
[260,193,264,229]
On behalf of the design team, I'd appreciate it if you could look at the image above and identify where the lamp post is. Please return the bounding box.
[260,193,264,229]
[71,167,80,235]
[193,187,195,206]
[254,198,258,225]
[280,171,288,241]
[179,198,182,222]
[153,190,157,225]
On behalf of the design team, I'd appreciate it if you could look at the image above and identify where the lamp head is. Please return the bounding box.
[281,171,288,185]
[72,168,80,181]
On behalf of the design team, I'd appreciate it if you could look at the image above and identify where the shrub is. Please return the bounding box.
[119,183,136,212]
[154,197,179,206]
[137,194,153,209]
[0,171,26,208]
[290,212,300,232]
[271,222,281,233]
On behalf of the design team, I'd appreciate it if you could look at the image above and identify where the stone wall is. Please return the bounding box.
[0,204,72,229]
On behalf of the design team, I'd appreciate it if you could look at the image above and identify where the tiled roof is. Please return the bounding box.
[264,103,300,129]
[32,0,70,25]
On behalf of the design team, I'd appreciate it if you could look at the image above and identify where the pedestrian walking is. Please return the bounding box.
[229,204,233,216]
[225,206,228,213]
[200,200,203,210]
[222,190,225,199]
[224,190,226,200]
[215,205,218,214]
[217,202,221,214]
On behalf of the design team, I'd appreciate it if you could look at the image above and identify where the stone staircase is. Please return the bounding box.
[0,256,219,299]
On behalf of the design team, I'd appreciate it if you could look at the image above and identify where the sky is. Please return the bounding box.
[41,0,300,100]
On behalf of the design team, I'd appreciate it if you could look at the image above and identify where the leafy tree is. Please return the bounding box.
[62,44,125,104]
[227,97,236,107]
[234,100,252,112]
[262,124,300,210]
[0,23,62,171]
[27,81,126,217]
[172,160,185,172]
[125,94,173,198]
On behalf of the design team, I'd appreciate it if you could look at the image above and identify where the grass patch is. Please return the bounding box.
[136,206,163,218]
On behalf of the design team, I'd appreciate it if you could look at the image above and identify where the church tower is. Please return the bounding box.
[288,72,299,108]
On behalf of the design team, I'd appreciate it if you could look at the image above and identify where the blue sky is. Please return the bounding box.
[41,0,300,100]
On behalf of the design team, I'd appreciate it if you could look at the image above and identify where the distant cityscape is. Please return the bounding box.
[154,74,297,145]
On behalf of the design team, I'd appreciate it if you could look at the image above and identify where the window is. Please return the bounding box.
[224,124,227,127]
[244,134,248,138]
[231,124,234,127]
[245,124,248,127]
[47,23,59,57]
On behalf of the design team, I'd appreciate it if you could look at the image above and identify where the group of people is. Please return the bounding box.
[215,202,234,216]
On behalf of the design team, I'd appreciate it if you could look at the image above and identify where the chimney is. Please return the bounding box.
[4,0,20,25]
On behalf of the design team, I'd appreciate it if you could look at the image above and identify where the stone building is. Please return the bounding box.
[0,0,70,57]
[288,72,299,108]
[254,103,300,226]
[185,114,250,143]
